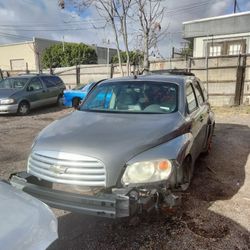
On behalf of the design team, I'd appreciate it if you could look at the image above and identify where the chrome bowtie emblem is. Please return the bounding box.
[50,165,67,174]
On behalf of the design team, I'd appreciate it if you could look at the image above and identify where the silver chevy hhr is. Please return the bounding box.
[10,73,215,218]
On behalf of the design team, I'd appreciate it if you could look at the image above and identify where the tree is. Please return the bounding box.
[135,0,165,72]
[180,41,193,58]
[59,0,133,76]
[94,0,124,75]
[111,50,143,65]
[113,0,132,75]
[41,43,97,68]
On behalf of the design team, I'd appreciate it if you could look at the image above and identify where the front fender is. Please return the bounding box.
[127,133,194,165]
[127,133,194,189]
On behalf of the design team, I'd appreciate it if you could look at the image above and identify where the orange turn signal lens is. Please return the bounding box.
[158,160,171,171]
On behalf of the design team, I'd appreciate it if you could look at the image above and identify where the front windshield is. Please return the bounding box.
[81,81,178,114]
[0,78,29,89]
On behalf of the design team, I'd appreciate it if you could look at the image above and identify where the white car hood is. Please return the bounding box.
[0,181,58,250]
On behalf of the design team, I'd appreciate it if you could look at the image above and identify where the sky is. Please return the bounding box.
[0,0,249,58]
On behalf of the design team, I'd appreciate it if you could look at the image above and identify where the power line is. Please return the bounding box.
[0,0,218,29]
[0,19,106,28]
[0,25,106,32]
[0,32,31,40]
[165,0,216,15]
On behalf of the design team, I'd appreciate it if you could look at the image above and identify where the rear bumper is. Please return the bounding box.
[0,104,18,114]
[9,172,130,218]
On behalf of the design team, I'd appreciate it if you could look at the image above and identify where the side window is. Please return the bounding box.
[193,81,205,106]
[51,76,63,85]
[42,76,56,88]
[28,77,43,91]
[198,81,208,101]
[186,83,198,113]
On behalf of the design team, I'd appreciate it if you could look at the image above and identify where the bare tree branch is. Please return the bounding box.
[135,0,167,72]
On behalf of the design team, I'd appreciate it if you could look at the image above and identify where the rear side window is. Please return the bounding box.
[186,83,198,113]
[41,76,63,88]
[51,76,63,85]
[193,81,204,105]
[198,81,207,101]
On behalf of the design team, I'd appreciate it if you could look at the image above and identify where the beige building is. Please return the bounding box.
[0,38,118,72]
[183,11,250,58]
[0,37,60,72]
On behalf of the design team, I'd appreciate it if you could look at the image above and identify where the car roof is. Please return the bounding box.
[8,74,57,79]
[101,73,195,86]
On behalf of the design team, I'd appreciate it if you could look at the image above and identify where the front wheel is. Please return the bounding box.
[72,97,81,109]
[17,101,30,115]
[180,157,193,191]
[56,95,63,106]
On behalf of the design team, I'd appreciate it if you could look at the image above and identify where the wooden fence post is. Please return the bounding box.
[234,53,246,106]
[76,65,80,85]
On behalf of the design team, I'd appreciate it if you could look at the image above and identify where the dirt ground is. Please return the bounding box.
[0,106,249,250]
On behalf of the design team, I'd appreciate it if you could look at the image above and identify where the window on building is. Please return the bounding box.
[207,39,246,57]
[209,45,222,57]
[228,44,241,55]
[10,59,25,70]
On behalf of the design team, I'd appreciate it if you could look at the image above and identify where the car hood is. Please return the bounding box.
[0,181,58,250]
[33,110,187,186]
[0,88,17,98]
[64,90,87,95]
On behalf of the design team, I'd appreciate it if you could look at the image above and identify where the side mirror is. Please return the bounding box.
[27,86,34,92]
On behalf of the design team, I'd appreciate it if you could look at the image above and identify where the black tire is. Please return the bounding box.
[17,101,30,115]
[56,95,62,106]
[180,157,193,191]
[72,97,81,109]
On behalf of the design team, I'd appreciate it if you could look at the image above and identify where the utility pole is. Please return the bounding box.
[62,35,65,52]
[107,39,110,77]
[234,0,237,13]
[103,39,110,77]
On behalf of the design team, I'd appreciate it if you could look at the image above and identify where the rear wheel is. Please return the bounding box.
[17,101,30,115]
[72,97,81,109]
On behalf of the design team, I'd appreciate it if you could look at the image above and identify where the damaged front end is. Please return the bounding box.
[9,172,181,218]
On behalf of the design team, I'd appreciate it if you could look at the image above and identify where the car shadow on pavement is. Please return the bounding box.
[49,123,250,250]
[28,104,69,116]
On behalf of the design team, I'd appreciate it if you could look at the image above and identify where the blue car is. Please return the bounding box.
[63,82,95,107]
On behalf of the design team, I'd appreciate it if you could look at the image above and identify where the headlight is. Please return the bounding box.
[0,98,15,105]
[121,159,172,186]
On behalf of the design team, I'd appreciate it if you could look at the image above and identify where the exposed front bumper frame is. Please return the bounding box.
[10,172,181,218]
[10,172,130,218]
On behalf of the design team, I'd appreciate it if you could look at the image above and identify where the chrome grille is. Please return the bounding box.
[27,151,106,186]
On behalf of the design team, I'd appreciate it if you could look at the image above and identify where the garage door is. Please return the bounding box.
[10,59,25,70]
